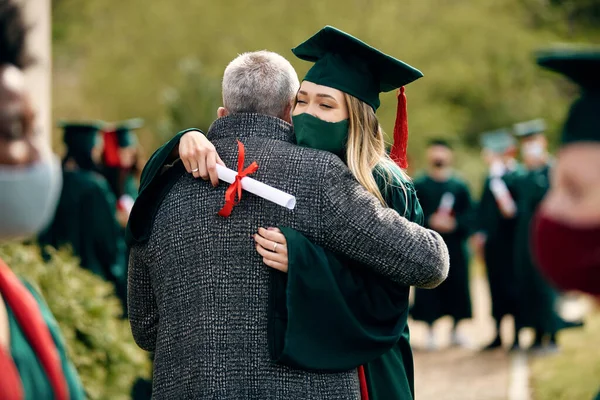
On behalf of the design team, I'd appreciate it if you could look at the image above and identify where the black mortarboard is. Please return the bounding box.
[536,47,600,144]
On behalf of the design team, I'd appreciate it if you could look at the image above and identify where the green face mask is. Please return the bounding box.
[292,113,349,159]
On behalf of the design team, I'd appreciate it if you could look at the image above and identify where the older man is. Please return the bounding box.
[128,50,449,399]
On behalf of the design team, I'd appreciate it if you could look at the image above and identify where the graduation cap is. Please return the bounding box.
[480,129,516,154]
[59,121,102,155]
[114,118,143,147]
[292,25,424,169]
[536,47,600,144]
[513,118,546,138]
[102,118,144,168]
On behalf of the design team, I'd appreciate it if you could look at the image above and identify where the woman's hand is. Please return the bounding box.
[254,227,289,273]
[178,130,225,187]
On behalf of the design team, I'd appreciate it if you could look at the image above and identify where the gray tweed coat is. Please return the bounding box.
[128,113,449,399]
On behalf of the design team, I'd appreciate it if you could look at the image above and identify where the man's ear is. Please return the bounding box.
[217,107,228,118]
[281,102,293,124]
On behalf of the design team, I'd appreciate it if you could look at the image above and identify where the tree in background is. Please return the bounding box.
[50,0,600,188]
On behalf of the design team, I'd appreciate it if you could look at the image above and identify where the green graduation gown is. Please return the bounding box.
[476,167,523,322]
[270,172,424,400]
[39,169,128,308]
[411,174,474,324]
[511,163,564,333]
[7,280,85,400]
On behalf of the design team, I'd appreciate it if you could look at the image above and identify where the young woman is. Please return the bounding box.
[128,26,444,400]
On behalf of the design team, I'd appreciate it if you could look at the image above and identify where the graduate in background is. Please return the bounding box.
[530,46,600,400]
[473,129,523,350]
[38,122,128,313]
[511,118,581,354]
[532,48,600,297]
[100,118,144,228]
[411,139,475,349]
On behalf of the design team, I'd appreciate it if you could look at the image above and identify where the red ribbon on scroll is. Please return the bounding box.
[218,140,259,217]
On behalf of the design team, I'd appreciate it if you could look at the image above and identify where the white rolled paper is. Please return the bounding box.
[216,164,296,210]
[438,192,455,214]
[490,177,517,215]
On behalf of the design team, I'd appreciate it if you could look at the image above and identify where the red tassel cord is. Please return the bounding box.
[390,86,409,169]
[218,140,259,217]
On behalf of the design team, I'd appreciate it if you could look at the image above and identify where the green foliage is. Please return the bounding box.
[156,58,222,141]
[51,0,600,187]
[0,243,151,400]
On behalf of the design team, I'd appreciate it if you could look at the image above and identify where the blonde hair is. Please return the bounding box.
[344,93,410,211]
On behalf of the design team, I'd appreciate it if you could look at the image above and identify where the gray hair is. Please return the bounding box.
[222,51,299,119]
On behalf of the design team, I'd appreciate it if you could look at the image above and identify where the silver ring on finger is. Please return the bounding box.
[191,168,199,173]
[273,243,279,253]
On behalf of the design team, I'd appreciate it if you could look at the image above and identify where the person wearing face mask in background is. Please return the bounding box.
[531,45,600,400]
[532,48,600,297]
[511,118,582,354]
[38,121,128,314]
[411,139,475,350]
[0,1,85,398]
[472,129,523,350]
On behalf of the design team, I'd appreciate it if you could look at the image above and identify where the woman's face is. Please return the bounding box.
[541,142,600,227]
[292,81,349,122]
[0,65,38,167]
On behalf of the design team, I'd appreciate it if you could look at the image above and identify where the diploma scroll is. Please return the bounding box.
[437,192,455,215]
[118,195,135,214]
[490,177,516,216]
[216,164,296,210]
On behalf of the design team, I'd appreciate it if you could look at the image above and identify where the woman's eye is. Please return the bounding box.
[320,104,333,109]
[296,100,307,105]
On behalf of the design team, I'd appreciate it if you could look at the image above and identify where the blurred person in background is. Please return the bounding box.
[0,0,84,398]
[100,118,144,228]
[38,121,128,313]
[473,129,522,350]
[532,48,600,297]
[512,118,582,354]
[411,139,475,350]
[531,45,600,400]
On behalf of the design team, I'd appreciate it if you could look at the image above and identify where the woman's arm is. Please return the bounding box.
[256,228,409,371]
[139,129,223,195]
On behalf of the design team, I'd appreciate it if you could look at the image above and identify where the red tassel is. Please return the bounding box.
[390,86,409,169]
[102,129,122,168]
[357,366,370,400]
